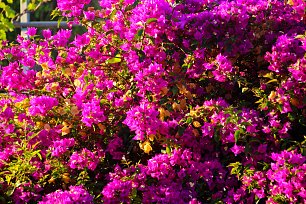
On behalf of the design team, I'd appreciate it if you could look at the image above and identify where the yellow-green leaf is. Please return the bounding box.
[106,57,121,64]
[266,79,278,84]
[146,18,157,24]
[242,87,248,93]
[262,72,274,79]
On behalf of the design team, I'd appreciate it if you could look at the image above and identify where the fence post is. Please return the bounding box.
[20,0,30,37]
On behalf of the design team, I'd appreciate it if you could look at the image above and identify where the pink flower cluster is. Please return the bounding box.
[123,100,162,140]
[28,96,58,116]
[57,0,91,17]
[51,138,75,157]
[69,148,100,171]
[39,185,93,204]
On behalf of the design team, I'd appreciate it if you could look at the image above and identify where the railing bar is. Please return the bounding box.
[13,21,80,28]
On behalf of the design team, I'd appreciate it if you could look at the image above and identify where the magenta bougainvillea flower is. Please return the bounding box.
[28,96,58,116]
[69,148,99,171]
[39,185,93,204]
[51,138,75,157]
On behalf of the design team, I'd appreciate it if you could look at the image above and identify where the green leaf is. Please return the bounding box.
[4,6,15,18]
[6,188,14,196]
[166,145,171,154]
[5,21,14,32]
[302,147,306,156]
[146,18,157,24]
[0,2,6,9]
[186,117,192,124]
[178,126,185,136]
[242,87,248,93]
[227,162,242,175]
[57,17,63,28]
[262,72,274,79]
[137,50,146,62]
[84,75,89,84]
[106,57,121,64]
[109,9,117,19]
[225,117,232,124]
[171,86,179,95]
[234,130,241,143]
[51,8,61,20]
[255,98,263,104]
[0,29,6,40]
[37,152,42,160]
[137,28,144,37]
[266,79,278,84]
[134,28,144,41]
[131,188,138,198]
[158,97,168,105]
[125,0,140,11]
[96,90,103,97]
[27,2,37,11]
[295,34,305,39]
[100,99,108,105]
[213,128,220,143]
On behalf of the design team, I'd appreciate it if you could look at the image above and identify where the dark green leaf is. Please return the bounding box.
[178,126,185,136]
[137,28,144,37]
[171,86,178,95]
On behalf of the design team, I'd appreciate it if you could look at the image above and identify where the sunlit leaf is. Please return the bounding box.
[146,18,157,24]
[106,57,121,64]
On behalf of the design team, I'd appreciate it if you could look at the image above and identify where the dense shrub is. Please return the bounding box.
[0,0,305,203]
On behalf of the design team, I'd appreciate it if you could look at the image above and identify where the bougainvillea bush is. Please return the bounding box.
[0,0,306,203]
